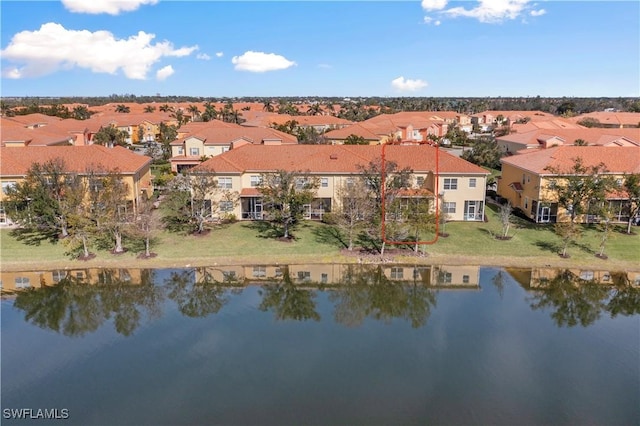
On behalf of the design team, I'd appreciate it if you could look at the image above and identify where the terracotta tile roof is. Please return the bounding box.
[501,146,640,175]
[1,124,75,146]
[0,145,151,177]
[241,113,353,128]
[192,145,489,175]
[171,125,298,146]
[497,128,640,148]
[472,110,555,122]
[3,113,64,127]
[323,123,384,140]
[569,111,640,126]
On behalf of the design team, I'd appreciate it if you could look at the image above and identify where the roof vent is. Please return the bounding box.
[330,154,338,160]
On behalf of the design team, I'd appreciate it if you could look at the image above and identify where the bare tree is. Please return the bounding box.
[334,179,374,250]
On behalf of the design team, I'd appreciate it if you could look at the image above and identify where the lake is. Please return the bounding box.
[1,264,639,425]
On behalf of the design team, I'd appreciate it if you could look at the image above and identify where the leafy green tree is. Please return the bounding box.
[356,159,413,255]
[201,102,218,121]
[622,173,640,234]
[271,120,299,135]
[4,159,84,241]
[262,100,275,112]
[577,117,600,128]
[187,104,201,121]
[332,179,374,250]
[545,157,614,229]
[573,138,589,146]
[92,170,131,253]
[72,105,91,120]
[460,137,504,169]
[160,185,192,234]
[258,170,319,239]
[93,125,129,148]
[344,134,368,145]
[157,122,178,160]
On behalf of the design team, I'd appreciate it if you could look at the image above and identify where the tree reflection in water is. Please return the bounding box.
[329,264,437,328]
[528,270,640,327]
[13,269,162,337]
[258,266,320,321]
[11,266,638,336]
[164,268,231,318]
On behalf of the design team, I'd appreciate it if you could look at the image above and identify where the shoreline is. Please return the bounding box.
[2,252,639,272]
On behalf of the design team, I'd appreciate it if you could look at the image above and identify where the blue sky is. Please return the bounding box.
[1,1,638,97]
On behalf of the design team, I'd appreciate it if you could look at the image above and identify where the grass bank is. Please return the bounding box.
[1,207,639,272]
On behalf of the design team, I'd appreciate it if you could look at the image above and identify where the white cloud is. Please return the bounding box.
[156,65,174,81]
[421,0,448,11]
[391,76,428,92]
[318,63,332,69]
[231,51,296,73]
[424,0,545,24]
[215,52,224,58]
[424,16,442,25]
[0,23,198,79]
[197,53,211,60]
[61,0,158,15]
[443,0,535,23]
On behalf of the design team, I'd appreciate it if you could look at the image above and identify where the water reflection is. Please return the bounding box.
[11,269,162,337]
[4,265,639,337]
[527,269,640,327]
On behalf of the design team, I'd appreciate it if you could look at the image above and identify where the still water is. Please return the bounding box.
[2,264,639,425]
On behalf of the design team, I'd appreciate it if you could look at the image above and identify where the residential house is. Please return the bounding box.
[241,112,353,132]
[498,146,640,223]
[497,128,640,154]
[190,144,489,222]
[169,125,298,173]
[569,111,640,129]
[0,145,153,225]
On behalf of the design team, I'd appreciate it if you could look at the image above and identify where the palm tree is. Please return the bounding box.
[144,105,156,113]
[263,100,275,112]
[159,104,172,113]
[306,103,323,116]
[72,105,91,120]
[115,104,130,113]
[201,102,218,122]
[187,104,201,121]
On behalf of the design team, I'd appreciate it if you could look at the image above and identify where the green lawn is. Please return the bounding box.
[2,208,639,270]
[425,205,640,263]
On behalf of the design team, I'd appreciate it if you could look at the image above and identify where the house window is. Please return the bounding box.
[2,182,16,194]
[321,177,329,188]
[439,272,452,284]
[469,178,477,188]
[616,179,623,186]
[15,277,31,289]
[178,147,184,155]
[346,177,355,188]
[462,275,470,284]
[220,201,234,212]
[52,270,67,283]
[443,202,456,214]
[275,268,283,278]
[250,176,262,187]
[297,271,311,282]
[190,147,200,156]
[524,197,529,210]
[222,146,230,153]
[218,177,232,189]
[443,178,458,190]
[522,174,526,184]
[390,267,404,279]
[321,273,328,284]
[222,271,236,281]
[416,176,425,187]
[295,178,309,189]
[252,266,266,278]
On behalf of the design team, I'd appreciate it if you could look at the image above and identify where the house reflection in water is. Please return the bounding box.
[194,264,481,289]
[0,268,150,295]
[505,267,640,289]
